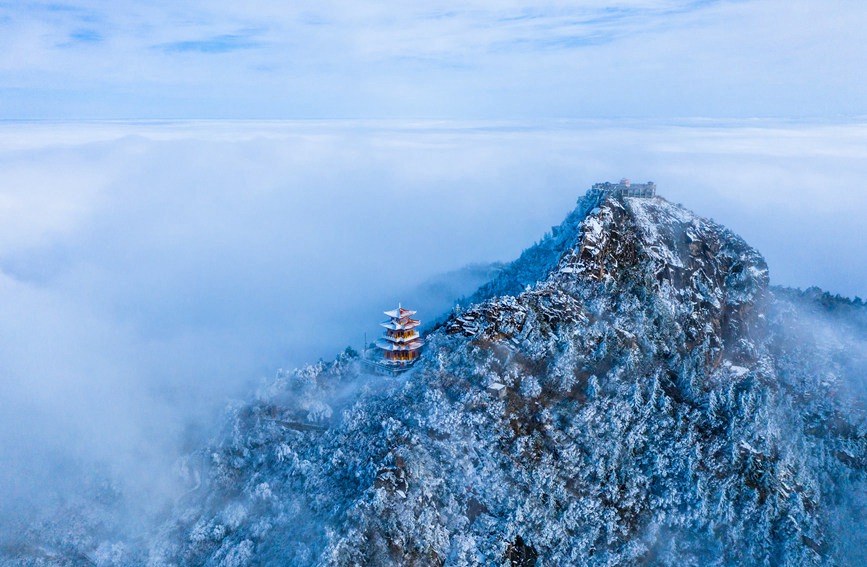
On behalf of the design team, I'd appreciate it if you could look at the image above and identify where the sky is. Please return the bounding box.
[1,0,867,552]
[1,0,866,119]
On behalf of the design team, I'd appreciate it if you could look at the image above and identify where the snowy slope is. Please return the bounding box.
[8,189,867,566]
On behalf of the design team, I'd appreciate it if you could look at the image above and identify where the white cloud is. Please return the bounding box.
[1,1,866,118]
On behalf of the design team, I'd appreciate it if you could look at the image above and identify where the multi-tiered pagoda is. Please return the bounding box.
[376,304,423,368]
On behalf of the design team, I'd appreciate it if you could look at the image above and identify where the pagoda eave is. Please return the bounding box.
[376,339,424,352]
[380,319,420,330]
[384,307,417,319]
[383,340,419,347]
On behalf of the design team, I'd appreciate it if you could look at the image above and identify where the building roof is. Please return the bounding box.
[380,331,420,344]
[384,304,417,319]
[376,339,424,351]
[380,318,420,331]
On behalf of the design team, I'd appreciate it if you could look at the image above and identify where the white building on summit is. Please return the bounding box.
[593,178,656,198]
[376,304,424,368]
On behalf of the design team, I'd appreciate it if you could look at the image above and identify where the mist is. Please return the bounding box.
[1,118,866,548]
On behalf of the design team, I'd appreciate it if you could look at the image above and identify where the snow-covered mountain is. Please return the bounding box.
[8,188,867,565]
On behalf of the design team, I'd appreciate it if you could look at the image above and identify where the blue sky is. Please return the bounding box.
[1,0,866,119]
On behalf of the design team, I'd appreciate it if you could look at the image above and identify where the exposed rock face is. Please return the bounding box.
[452,193,769,370]
[36,190,865,566]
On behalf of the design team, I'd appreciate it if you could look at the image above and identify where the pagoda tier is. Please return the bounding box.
[376,338,423,351]
[384,306,416,319]
[380,318,420,331]
[377,303,424,366]
[382,349,421,363]
[379,329,420,344]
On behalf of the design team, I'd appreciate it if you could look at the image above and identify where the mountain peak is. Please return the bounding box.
[470,185,767,297]
[453,187,769,366]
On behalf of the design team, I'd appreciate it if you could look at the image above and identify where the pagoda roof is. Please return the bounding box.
[384,305,417,319]
[380,318,420,331]
[380,331,420,344]
[376,339,424,351]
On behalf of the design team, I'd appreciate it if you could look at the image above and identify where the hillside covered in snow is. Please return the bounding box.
[7,188,867,566]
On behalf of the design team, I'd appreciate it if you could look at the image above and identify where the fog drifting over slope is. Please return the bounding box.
[1,119,866,542]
